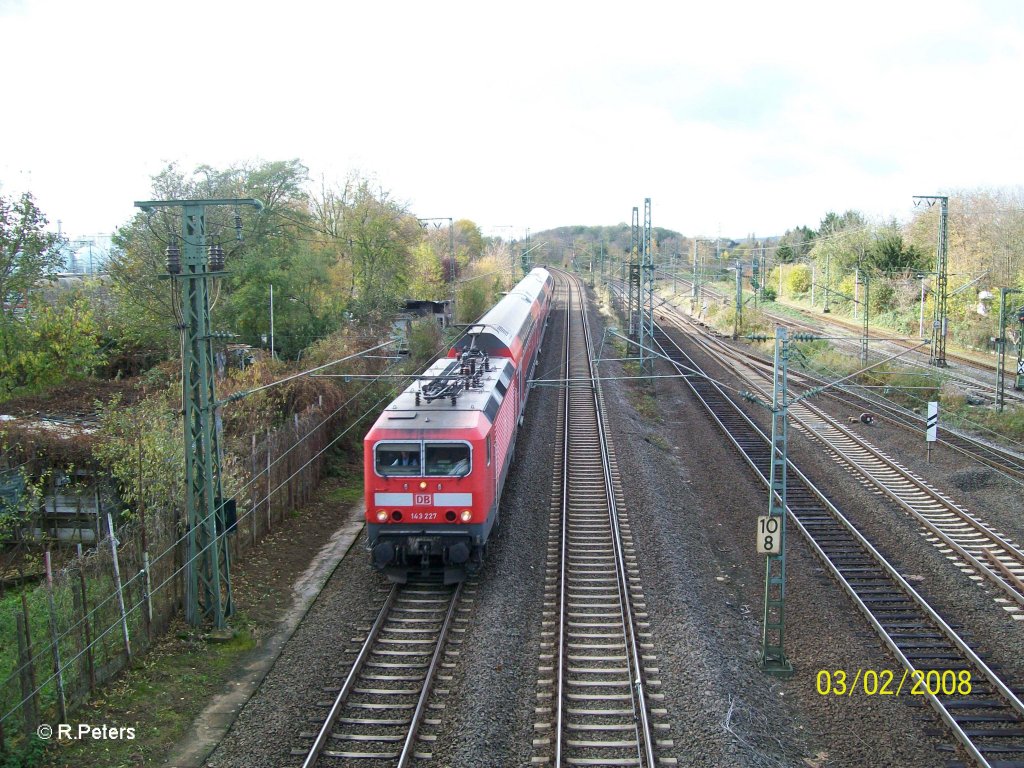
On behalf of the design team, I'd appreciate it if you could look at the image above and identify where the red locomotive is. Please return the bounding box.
[363,268,554,582]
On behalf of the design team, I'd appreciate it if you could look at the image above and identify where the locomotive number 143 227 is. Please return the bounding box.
[409,510,438,521]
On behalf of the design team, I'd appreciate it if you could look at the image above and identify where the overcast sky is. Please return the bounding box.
[1,0,1021,241]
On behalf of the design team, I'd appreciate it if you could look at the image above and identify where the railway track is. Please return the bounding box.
[295,579,466,767]
[652,305,1024,618]
[650,323,1024,767]
[618,278,1024,483]
[533,271,673,767]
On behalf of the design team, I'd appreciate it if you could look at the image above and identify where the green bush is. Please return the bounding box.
[407,319,444,366]
[457,280,490,323]
[869,280,896,314]
[0,295,105,400]
[0,735,46,768]
[786,264,811,296]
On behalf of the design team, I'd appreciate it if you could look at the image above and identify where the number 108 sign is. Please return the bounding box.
[756,515,782,555]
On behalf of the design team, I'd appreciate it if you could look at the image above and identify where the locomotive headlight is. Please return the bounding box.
[419,481,427,490]
[375,510,388,522]
[460,509,472,522]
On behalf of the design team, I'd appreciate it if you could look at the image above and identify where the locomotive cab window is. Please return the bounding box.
[375,442,421,475]
[425,442,471,477]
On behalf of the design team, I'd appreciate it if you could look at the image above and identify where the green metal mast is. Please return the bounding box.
[760,326,793,675]
[914,195,949,366]
[690,240,699,314]
[136,197,263,628]
[1017,308,1024,392]
[628,206,640,340]
[640,198,654,373]
[732,260,742,340]
[862,270,870,367]
[996,288,1024,410]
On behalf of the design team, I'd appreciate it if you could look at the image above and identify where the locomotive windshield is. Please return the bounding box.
[375,442,421,476]
[424,442,471,477]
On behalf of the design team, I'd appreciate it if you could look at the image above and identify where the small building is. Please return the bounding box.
[390,299,452,351]
[0,416,118,546]
[403,299,451,328]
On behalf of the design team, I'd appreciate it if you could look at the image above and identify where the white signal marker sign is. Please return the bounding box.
[926,401,939,442]
[756,515,782,555]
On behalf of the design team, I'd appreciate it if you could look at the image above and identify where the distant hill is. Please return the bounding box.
[526,224,742,263]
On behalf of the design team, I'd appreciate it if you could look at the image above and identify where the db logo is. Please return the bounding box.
[414,493,432,505]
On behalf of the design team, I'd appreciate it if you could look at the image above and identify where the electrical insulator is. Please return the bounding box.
[208,244,225,271]
[165,241,181,274]
[234,212,243,242]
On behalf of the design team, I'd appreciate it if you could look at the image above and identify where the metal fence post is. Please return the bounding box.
[107,513,132,662]
[43,550,67,723]
[15,611,37,736]
[75,544,96,692]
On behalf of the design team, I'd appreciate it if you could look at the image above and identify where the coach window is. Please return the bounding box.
[375,442,421,476]
[425,442,471,477]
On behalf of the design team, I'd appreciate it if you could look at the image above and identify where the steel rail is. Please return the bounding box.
[574,274,657,768]
[654,270,1024,408]
[397,581,464,768]
[299,580,460,767]
[553,270,656,767]
[645,278,1024,485]
[555,276,570,768]
[301,585,398,768]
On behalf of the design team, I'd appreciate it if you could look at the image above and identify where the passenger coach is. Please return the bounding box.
[363,268,554,582]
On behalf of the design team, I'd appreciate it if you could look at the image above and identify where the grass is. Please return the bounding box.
[1,557,149,752]
[644,433,672,452]
[36,620,256,768]
[628,389,658,421]
[324,456,364,507]
[1,737,46,768]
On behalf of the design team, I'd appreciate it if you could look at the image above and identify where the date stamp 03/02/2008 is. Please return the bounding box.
[815,669,973,697]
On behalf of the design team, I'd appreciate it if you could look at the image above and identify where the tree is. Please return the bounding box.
[866,223,926,274]
[0,192,65,360]
[775,244,795,263]
[786,264,812,295]
[0,294,104,398]
[776,225,816,261]
[341,177,418,320]
[407,239,446,299]
[110,160,321,360]
[818,210,866,237]
[454,219,483,263]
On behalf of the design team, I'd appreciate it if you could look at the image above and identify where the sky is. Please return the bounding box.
[1,0,1022,242]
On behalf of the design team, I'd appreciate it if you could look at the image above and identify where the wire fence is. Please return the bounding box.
[0,400,341,749]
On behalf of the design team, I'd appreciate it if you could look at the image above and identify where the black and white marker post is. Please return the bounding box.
[926,401,939,463]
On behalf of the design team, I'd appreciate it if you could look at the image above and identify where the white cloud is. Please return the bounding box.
[1,0,1021,238]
